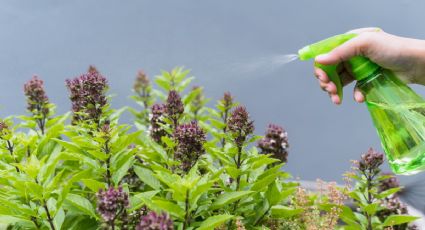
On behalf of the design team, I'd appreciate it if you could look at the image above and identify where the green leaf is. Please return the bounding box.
[197,215,234,230]
[130,191,160,212]
[251,173,280,191]
[339,205,359,226]
[271,205,303,218]
[54,139,84,154]
[133,166,162,190]
[54,208,65,230]
[364,202,380,216]
[0,215,35,228]
[211,191,254,210]
[155,77,171,91]
[265,182,295,206]
[112,153,134,185]
[65,194,97,219]
[81,179,107,193]
[152,199,185,219]
[382,215,419,227]
[190,181,214,206]
[376,187,402,199]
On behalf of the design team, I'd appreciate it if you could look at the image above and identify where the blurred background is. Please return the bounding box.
[1,0,425,197]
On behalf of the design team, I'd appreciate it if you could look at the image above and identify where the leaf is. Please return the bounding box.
[54,139,84,154]
[382,215,419,227]
[339,205,359,226]
[190,181,214,206]
[65,194,97,219]
[265,182,295,206]
[81,179,107,193]
[152,199,185,219]
[197,215,234,230]
[155,77,171,91]
[133,166,162,190]
[251,173,280,191]
[364,202,380,216]
[211,191,254,210]
[0,215,35,228]
[376,187,402,199]
[112,153,134,185]
[39,144,63,184]
[271,205,303,218]
[130,191,160,212]
[54,208,65,230]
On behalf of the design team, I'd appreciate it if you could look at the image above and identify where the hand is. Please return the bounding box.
[314,27,425,104]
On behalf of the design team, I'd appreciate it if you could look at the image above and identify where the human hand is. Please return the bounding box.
[314,27,425,104]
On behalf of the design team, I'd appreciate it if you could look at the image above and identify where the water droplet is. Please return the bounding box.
[229,54,298,75]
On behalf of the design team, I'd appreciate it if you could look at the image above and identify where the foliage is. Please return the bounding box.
[0,66,420,230]
[340,148,419,230]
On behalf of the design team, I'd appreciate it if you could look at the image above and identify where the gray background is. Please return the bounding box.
[1,0,425,186]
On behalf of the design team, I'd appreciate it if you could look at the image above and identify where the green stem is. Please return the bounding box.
[6,140,20,172]
[228,145,243,229]
[43,202,56,230]
[254,207,271,226]
[35,179,55,230]
[220,109,229,148]
[104,140,112,187]
[183,190,190,229]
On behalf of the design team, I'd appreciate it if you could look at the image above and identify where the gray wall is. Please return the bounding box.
[1,0,425,184]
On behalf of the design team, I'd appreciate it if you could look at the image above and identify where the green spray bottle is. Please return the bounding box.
[298,33,425,175]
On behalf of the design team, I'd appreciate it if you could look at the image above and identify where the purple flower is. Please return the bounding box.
[258,124,289,163]
[134,70,151,99]
[222,92,234,111]
[165,90,184,126]
[137,211,174,230]
[358,148,384,172]
[150,104,168,143]
[24,76,50,118]
[0,121,9,139]
[227,106,254,147]
[96,186,129,223]
[379,173,401,194]
[174,121,206,172]
[377,196,408,226]
[66,69,108,124]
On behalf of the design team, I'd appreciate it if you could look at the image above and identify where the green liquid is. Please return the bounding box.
[367,101,425,174]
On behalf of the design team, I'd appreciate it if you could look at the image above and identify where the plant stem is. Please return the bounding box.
[228,145,243,229]
[35,104,47,135]
[43,202,56,230]
[35,178,55,230]
[235,145,243,191]
[254,207,271,226]
[31,216,40,229]
[220,109,229,148]
[6,140,20,172]
[104,140,112,187]
[364,171,374,230]
[183,189,190,229]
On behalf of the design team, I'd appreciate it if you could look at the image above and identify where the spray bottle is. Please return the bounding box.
[298,33,425,175]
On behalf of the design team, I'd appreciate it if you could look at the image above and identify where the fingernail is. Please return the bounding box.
[331,94,340,104]
[316,54,329,62]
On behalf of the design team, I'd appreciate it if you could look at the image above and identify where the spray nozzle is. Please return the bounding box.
[298,33,379,102]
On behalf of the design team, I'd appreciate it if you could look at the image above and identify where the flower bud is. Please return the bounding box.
[258,124,289,163]
[137,211,174,230]
[227,106,254,147]
[174,121,206,172]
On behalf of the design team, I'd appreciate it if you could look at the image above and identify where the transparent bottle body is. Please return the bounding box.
[358,69,425,175]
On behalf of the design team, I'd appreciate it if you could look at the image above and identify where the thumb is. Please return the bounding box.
[315,35,370,65]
